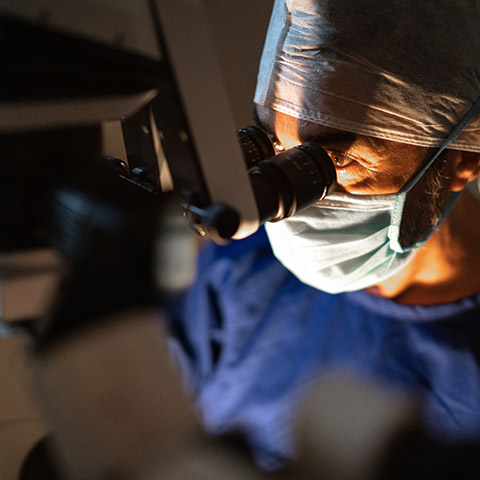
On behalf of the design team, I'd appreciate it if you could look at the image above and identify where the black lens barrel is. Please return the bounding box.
[238,125,276,169]
[238,126,337,223]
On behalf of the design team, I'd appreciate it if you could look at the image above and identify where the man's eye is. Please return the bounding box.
[330,152,354,168]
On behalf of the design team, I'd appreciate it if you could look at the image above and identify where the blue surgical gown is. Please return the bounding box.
[167,227,480,470]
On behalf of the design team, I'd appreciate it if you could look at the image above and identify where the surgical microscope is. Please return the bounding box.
[1,1,480,479]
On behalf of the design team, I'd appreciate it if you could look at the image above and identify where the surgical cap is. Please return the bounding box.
[254,0,480,152]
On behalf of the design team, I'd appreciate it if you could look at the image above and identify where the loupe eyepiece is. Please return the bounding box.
[238,125,276,169]
[238,126,337,224]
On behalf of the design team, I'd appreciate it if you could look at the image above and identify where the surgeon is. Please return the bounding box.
[167,0,480,471]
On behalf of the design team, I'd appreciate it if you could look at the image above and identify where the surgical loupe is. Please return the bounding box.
[238,125,337,223]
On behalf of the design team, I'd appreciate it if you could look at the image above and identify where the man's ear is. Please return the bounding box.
[449,150,480,192]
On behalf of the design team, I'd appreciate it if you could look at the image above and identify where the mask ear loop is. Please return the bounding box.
[388,97,480,253]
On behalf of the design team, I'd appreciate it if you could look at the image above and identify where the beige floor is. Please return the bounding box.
[0,332,50,480]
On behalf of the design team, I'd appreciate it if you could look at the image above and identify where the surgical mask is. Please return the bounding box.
[265,99,480,294]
